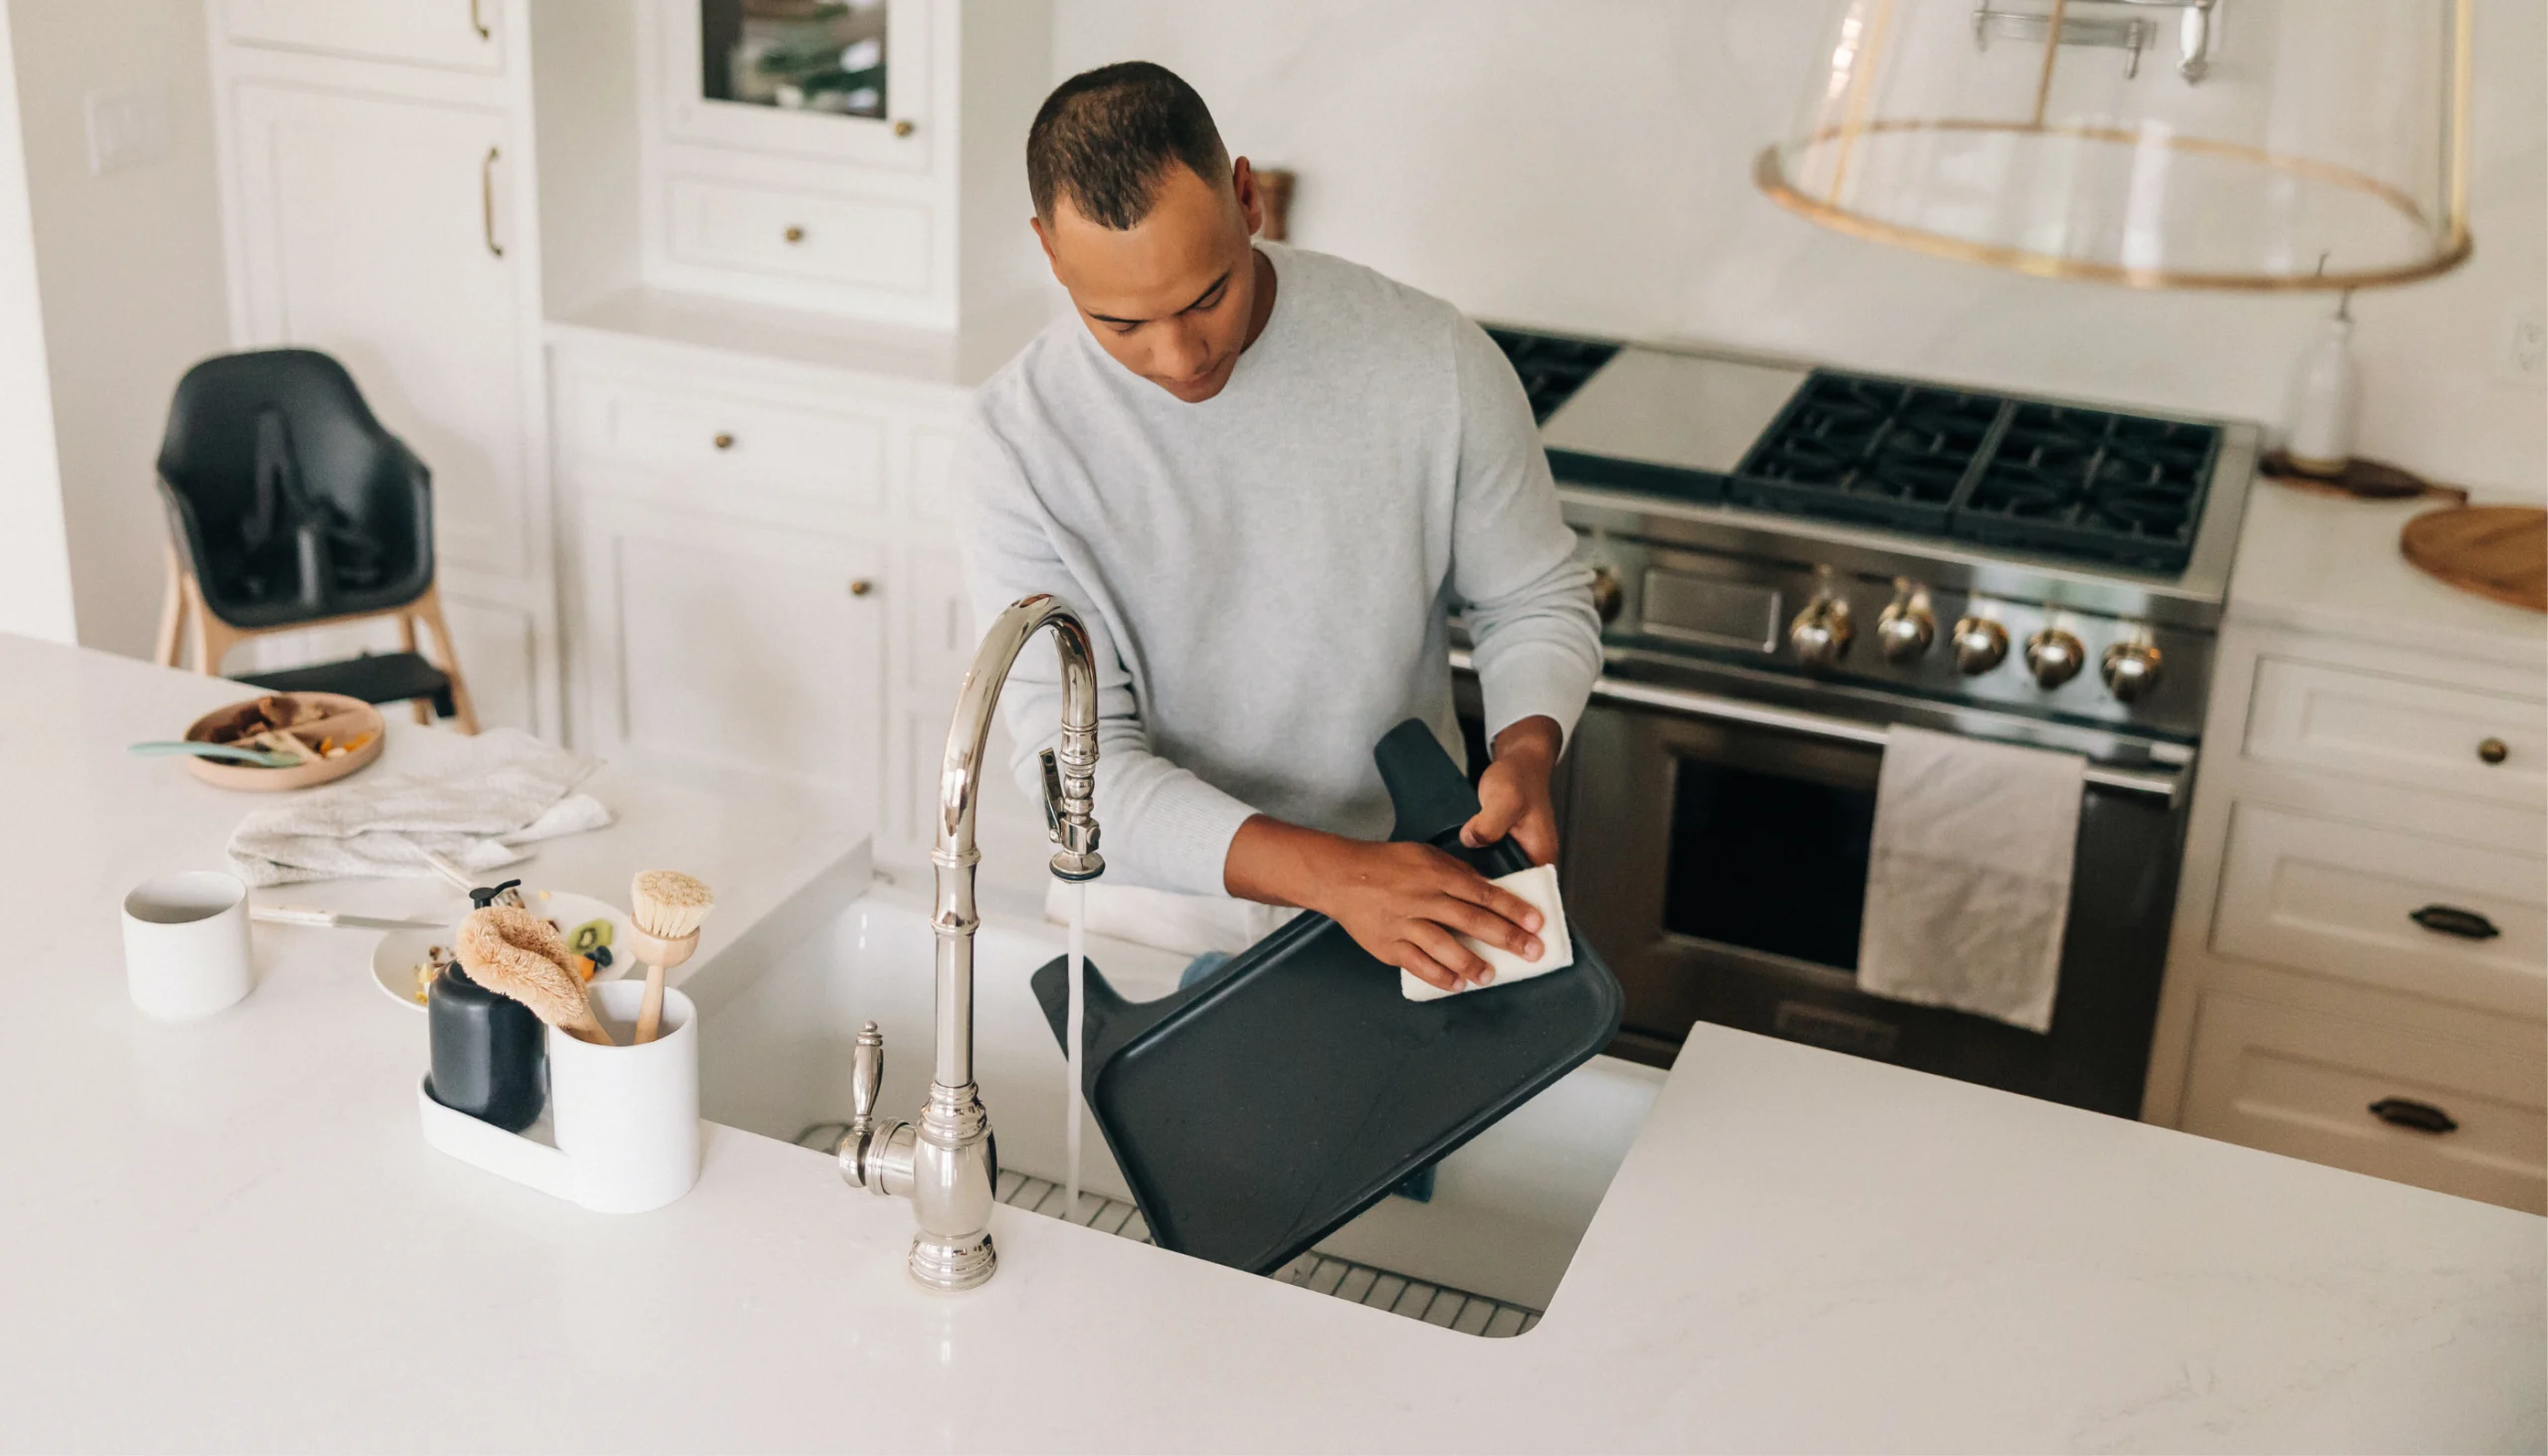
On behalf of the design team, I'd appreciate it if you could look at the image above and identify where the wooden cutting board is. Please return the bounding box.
[2400,506,2548,613]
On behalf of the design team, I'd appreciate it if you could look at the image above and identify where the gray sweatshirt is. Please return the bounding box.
[956,243,1600,897]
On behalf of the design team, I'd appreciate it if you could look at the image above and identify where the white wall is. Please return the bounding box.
[7,0,232,660]
[1054,0,2548,502]
[0,6,75,646]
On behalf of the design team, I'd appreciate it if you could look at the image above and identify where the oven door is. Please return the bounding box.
[1561,670,2192,1118]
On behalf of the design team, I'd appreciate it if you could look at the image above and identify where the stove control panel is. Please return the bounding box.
[1579,536,2212,737]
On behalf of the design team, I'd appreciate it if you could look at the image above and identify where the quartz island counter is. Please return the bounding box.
[0,634,2538,1453]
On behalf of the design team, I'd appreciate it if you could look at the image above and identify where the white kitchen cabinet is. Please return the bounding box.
[577,496,885,820]
[2147,493,2547,1214]
[634,0,1049,327]
[228,84,528,580]
[549,327,1055,881]
[2180,990,2545,1214]
[217,0,508,74]
[207,21,563,737]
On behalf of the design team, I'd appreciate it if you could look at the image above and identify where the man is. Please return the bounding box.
[960,62,1599,994]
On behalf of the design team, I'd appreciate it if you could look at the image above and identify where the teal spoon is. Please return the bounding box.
[128,740,301,768]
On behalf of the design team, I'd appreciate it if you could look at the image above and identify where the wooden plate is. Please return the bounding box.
[180,692,387,791]
[2400,506,2548,614]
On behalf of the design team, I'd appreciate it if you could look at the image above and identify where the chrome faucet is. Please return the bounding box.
[835,594,1104,1291]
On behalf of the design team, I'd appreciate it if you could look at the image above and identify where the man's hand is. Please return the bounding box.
[1225,817,1545,994]
[1460,716,1563,866]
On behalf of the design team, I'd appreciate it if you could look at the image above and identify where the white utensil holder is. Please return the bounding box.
[419,981,702,1213]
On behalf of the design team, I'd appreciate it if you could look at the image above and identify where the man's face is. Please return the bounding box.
[1035,159,1265,404]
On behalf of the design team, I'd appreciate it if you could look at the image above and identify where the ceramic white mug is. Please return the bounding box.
[549,980,701,1213]
[121,871,253,1020]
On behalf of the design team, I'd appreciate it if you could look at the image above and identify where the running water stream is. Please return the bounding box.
[1064,878,1087,1219]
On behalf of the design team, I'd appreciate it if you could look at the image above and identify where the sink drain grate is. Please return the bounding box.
[992,1169,1543,1339]
[794,1124,1541,1337]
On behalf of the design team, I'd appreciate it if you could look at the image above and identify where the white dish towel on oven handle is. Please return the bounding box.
[1857,724,2083,1033]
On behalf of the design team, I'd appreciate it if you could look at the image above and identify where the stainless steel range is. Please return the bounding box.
[1466,326,2259,1118]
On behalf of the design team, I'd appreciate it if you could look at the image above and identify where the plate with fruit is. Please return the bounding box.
[370,890,631,1010]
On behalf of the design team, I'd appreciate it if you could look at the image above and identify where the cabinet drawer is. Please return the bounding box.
[2244,655,2544,809]
[219,0,506,73]
[665,176,931,296]
[2181,992,2544,1213]
[2213,803,2547,1018]
[896,547,973,696]
[570,375,886,513]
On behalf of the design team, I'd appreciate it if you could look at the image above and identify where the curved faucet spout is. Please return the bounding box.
[841,593,1107,1293]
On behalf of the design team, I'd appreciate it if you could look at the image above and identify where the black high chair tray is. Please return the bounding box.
[1030,720,1623,1277]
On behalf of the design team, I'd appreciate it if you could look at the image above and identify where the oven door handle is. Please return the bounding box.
[1464,656,2189,805]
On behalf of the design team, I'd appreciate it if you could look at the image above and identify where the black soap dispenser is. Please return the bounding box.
[426,960,546,1132]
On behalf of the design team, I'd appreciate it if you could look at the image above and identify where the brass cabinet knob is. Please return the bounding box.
[2479,736,2509,764]
[713,432,735,450]
[848,578,875,598]
[782,225,805,244]
[892,119,916,138]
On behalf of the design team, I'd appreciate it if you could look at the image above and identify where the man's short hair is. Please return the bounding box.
[1027,62,1231,229]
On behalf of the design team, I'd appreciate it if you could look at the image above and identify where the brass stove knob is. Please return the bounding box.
[1790,594,1853,668]
[1589,565,1624,626]
[1950,616,2008,675]
[2025,628,2087,690]
[1875,592,1935,663]
[2100,640,2164,703]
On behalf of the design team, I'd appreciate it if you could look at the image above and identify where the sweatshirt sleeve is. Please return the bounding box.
[954,407,1261,896]
[1447,318,1602,751]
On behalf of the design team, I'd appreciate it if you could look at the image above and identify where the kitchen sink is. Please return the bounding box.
[691,875,1662,1327]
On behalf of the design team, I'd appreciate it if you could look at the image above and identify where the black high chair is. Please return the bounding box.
[152,348,478,732]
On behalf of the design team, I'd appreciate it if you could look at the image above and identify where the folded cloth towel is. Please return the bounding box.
[227,728,612,887]
[1402,862,1575,1002]
[1857,724,2083,1033]
[1043,879,1297,957]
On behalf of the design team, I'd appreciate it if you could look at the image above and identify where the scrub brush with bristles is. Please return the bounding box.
[628,870,714,1045]
[455,906,613,1046]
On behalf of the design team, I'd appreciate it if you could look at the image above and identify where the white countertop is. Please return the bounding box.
[2227,483,2548,669]
[3,635,2541,1453]
[545,284,1059,391]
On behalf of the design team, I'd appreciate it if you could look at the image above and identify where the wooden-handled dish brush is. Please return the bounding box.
[628,870,714,1045]
[454,906,614,1046]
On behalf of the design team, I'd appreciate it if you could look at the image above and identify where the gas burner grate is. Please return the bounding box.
[1951,404,2219,573]
[1485,325,1620,423]
[1724,370,2222,576]
[1732,373,2003,532]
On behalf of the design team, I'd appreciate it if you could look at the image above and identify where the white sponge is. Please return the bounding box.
[1400,862,1575,1002]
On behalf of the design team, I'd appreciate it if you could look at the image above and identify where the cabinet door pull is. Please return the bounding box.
[2478,736,2509,764]
[2409,904,2501,940]
[480,146,503,258]
[848,578,875,598]
[2367,1097,2459,1135]
[893,119,916,138]
[713,433,735,451]
[470,0,491,41]
[783,225,805,244]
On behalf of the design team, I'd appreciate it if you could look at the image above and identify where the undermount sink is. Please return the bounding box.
[693,877,1662,1329]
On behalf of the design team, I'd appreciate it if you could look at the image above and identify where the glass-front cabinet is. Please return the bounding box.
[659,0,933,171]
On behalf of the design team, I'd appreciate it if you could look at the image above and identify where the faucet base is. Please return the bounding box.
[908,1230,997,1291]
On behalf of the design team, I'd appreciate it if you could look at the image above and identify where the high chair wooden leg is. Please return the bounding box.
[155,544,185,668]
[398,612,431,725]
[412,589,480,735]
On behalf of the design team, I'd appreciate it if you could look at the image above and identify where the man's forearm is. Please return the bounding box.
[1221,813,1334,909]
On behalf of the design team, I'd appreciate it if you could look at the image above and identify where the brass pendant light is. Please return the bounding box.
[1757,0,2473,291]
